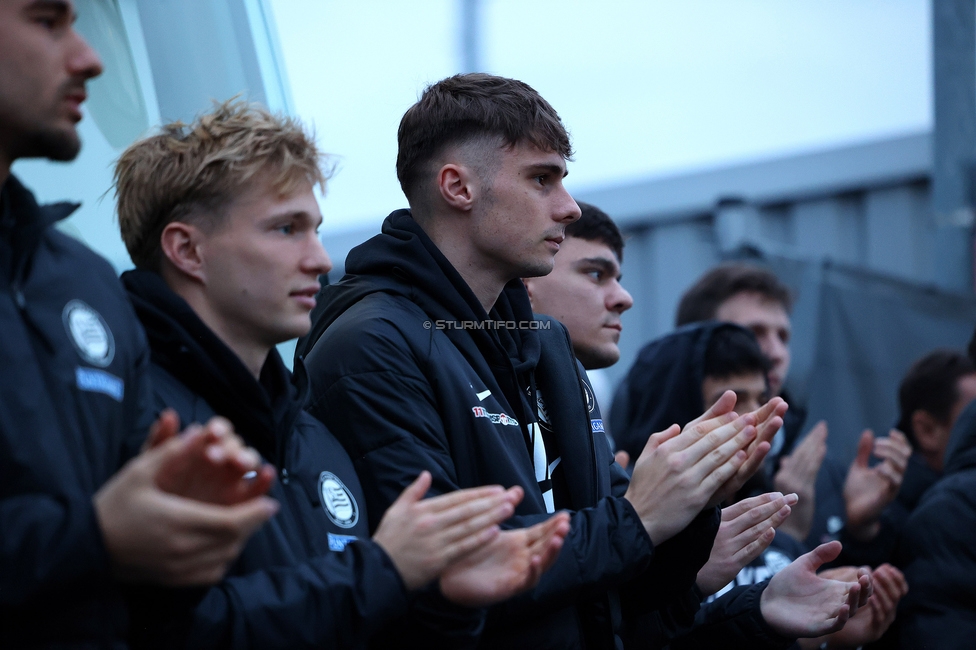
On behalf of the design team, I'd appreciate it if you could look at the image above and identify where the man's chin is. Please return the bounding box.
[575,345,620,371]
[22,128,82,162]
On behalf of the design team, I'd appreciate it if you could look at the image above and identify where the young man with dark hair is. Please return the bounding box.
[668,263,912,552]
[896,349,976,470]
[114,100,569,648]
[297,73,869,649]
[523,201,632,371]
[0,2,283,646]
[613,323,903,649]
[841,349,976,569]
[897,340,976,647]
[675,263,793,399]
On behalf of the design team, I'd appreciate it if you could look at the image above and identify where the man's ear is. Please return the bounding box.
[160,222,207,283]
[911,410,944,454]
[436,163,476,211]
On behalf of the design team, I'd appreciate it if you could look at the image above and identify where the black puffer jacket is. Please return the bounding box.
[122,269,408,649]
[302,210,720,650]
[0,176,155,648]
[896,399,976,649]
[606,322,795,649]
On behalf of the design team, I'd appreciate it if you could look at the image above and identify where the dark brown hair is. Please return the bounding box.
[676,263,793,327]
[567,201,625,262]
[396,73,572,205]
[897,349,975,446]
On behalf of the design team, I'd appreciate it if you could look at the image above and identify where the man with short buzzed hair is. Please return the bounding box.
[302,73,808,649]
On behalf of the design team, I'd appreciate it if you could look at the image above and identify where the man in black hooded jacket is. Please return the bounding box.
[114,100,570,649]
[300,74,799,649]
[896,340,976,648]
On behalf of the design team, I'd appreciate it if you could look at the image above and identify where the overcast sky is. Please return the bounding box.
[270,0,931,234]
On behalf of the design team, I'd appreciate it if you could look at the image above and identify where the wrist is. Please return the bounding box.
[845,518,881,542]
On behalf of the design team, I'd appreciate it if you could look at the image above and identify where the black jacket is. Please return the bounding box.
[121,269,408,649]
[895,399,976,649]
[303,210,720,650]
[605,322,795,649]
[0,176,154,648]
[609,321,752,463]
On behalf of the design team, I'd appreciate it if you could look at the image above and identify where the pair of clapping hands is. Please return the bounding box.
[622,392,889,640]
[772,419,913,543]
[93,409,570,606]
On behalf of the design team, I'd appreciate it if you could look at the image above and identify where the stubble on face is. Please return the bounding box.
[0,0,101,167]
[469,142,577,282]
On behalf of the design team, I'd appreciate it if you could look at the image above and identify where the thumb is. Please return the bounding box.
[690,390,737,427]
[614,450,630,469]
[803,540,843,572]
[855,429,874,467]
[143,425,208,475]
[396,470,432,505]
[224,496,281,537]
[811,420,828,442]
[645,424,681,453]
[143,408,181,451]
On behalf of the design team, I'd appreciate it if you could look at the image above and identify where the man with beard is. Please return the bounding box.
[0,2,281,646]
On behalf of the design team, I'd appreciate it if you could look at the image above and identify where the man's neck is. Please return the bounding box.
[166,272,272,379]
[416,213,506,313]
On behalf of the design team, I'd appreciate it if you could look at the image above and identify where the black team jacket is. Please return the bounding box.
[606,322,795,649]
[896,399,976,649]
[122,269,408,649]
[300,210,722,650]
[0,176,154,648]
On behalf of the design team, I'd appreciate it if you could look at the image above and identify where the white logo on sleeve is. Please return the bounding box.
[319,471,359,528]
[62,300,115,367]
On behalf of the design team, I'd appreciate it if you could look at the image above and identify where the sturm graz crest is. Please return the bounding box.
[581,380,596,413]
[62,299,115,367]
[318,471,359,529]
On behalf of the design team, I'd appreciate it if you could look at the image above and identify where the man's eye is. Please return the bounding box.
[586,270,603,281]
[534,175,547,185]
[277,224,294,235]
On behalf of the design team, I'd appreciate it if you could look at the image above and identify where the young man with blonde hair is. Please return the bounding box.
[114,99,569,648]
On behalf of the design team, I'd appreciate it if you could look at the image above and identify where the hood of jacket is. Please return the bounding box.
[610,321,755,460]
[300,209,541,423]
[121,268,306,462]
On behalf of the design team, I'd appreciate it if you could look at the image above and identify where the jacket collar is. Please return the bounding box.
[122,268,306,462]
[2,174,79,280]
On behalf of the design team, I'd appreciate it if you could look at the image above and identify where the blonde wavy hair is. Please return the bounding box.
[115,99,329,270]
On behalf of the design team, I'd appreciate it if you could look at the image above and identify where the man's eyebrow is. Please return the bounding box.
[574,256,620,277]
[263,209,321,225]
[525,163,568,178]
[26,0,73,18]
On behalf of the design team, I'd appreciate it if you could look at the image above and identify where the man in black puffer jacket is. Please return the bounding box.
[114,100,570,649]
[896,362,976,648]
[299,73,798,650]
